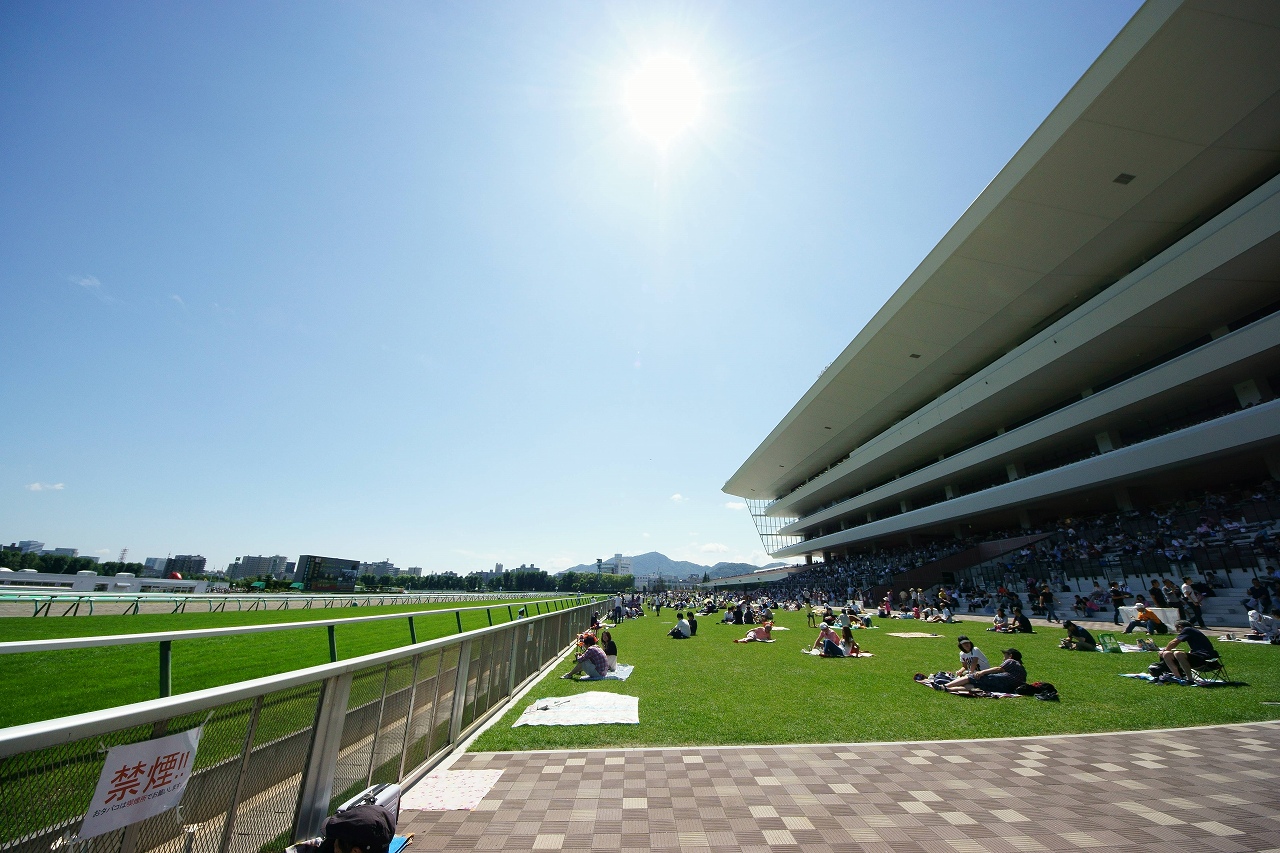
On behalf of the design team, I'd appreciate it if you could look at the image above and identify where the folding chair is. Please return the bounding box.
[1097,632,1121,653]
[1192,654,1230,683]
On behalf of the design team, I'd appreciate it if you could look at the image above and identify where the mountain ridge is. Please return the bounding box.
[558,551,788,580]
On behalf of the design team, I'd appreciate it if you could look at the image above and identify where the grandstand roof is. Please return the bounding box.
[724,0,1280,501]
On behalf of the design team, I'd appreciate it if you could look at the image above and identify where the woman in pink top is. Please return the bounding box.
[735,621,774,643]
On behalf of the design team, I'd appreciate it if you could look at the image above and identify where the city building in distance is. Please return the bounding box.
[166,555,207,577]
[297,555,361,592]
[725,2,1280,564]
[228,555,293,580]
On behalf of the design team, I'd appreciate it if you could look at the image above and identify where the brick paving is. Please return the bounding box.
[401,720,1280,852]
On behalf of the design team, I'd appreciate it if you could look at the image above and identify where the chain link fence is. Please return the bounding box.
[0,602,593,853]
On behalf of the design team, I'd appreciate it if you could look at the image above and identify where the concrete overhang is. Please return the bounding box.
[779,310,1280,536]
[725,0,1280,502]
[770,175,1280,520]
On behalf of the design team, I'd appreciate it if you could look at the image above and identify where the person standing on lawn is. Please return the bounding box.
[1180,577,1207,628]
[1109,582,1129,625]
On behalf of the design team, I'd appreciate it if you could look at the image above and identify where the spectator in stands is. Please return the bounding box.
[562,635,608,679]
[1060,620,1096,651]
[668,613,690,639]
[1122,602,1167,635]
[946,648,1027,695]
[1160,620,1220,683]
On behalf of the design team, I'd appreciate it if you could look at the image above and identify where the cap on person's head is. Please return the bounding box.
[1000,648,1022,661]
[957,635,971,645]
[1062,621,1075,630]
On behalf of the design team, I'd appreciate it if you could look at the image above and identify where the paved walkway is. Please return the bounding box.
[402,720,1280,852]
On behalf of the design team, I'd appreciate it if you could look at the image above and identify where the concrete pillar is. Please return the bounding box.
[944,484,957,500]
[1095,430,1122,453]
[805,554,813,565]
[1006,462,1025,482]
[1018,508,1031,529]
[866,511,876,523]
[1081,387,1094,398]
[995,426,1007,436]
[1115,486,1134,512]
[1210,326,1231,340]
[899,498,912,514]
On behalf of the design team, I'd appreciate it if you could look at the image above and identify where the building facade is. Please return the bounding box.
[725,1,1280,564]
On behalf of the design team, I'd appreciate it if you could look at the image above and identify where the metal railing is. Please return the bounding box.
[0,597,593,698]
[0,590,573,618]
[0,600,596,853]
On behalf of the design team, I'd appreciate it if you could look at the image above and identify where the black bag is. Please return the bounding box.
[318,784,401,853]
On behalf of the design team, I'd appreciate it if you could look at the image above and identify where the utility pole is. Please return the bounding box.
[118,548,128,564]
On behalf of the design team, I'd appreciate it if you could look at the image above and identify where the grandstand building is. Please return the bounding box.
[725,0,1280,566]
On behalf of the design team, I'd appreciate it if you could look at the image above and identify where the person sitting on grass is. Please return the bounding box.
[945,648,1027,695]
[1059,620,1096,651]
[600,629,618,671]
[1009,607,1034,633]
[1122,602,1167,635]
[1159,620,1220,683]
[668,612,691,639]
[735,621,773,643]
[955,636,989,675]
[808,621,844,656]
[687,611,698,636]
[840,625,862,657]
[561,635,608,679]
[988,608,1008,632]
[1246,609,1280,641]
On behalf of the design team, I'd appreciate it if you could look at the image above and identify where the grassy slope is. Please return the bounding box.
[0,598,565,727]
[471,608,1280,751]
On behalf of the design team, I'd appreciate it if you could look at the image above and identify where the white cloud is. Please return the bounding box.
[669,493,688,503]
[69,274,115,303]
[170,294,185,306]
[25,482,65,491]
[699,542,730,553]
[642,532,651,538]
[95,548,111,555]
[724,501,747,511]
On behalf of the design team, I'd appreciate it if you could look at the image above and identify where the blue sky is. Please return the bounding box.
[1,1,1142,574]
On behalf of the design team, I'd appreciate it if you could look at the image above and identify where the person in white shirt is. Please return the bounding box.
[955,636,989,675]
[668,613,691,639]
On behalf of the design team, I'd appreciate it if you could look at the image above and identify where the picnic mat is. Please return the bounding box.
[402,769,504,811]
[887,632,941,638]
[801,649,874,657]
[601,664,634,680]
[513,691,639,727]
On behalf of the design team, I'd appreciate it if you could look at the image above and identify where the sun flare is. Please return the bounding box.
[623,56,705,148]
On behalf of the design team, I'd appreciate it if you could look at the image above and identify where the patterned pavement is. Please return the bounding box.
[401,720,1280,852]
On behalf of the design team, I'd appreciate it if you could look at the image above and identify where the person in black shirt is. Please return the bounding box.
[1010,607,1034,633]
[1108,583,1128,625]
[1060,620,1096,651]
[1160,620,1218,683]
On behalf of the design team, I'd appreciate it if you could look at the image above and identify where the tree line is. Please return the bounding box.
[0,551,146,576]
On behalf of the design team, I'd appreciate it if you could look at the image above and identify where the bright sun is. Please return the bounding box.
[623,56,705,148]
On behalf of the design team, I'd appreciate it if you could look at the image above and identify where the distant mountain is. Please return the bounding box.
[558,552,789,580]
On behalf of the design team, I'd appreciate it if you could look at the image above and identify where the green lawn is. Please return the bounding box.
[0,597,577,728]
[470,608,1280,751]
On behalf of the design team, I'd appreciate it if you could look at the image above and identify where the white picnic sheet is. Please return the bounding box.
[401,769,504,811]
[886,632,941,638]
[600,663,634,680]
[513,691,639,727]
